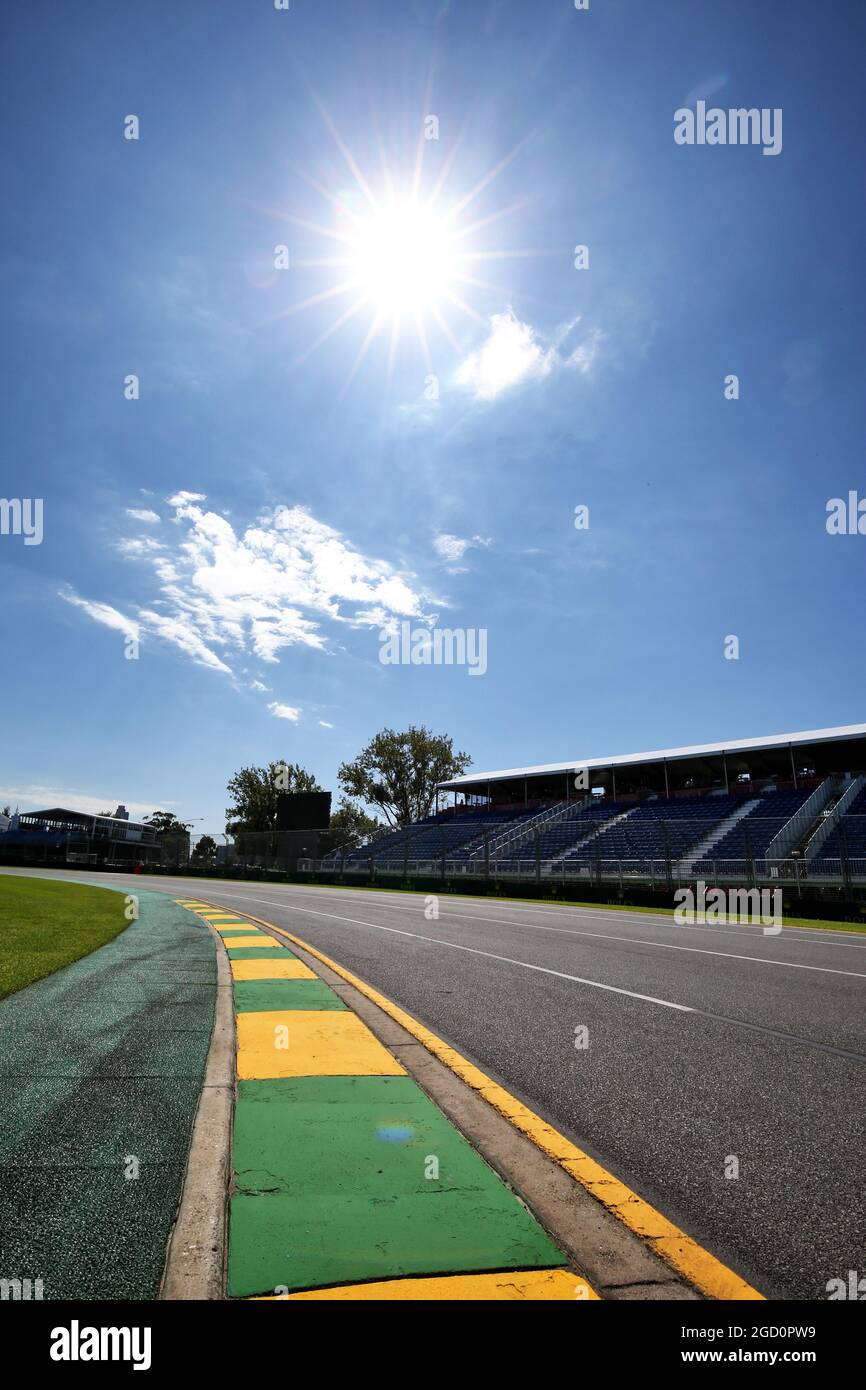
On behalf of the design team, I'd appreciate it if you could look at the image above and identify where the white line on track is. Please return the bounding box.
[198,889,866,1062]
[206,888,866,982]
[209,881,866,951]
[39,873,865,1061]
[36,871,866,952]
[210,894,696,1011]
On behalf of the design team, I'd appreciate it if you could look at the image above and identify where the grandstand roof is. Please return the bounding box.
[437,723,866,789]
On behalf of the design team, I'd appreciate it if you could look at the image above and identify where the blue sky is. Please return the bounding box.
[1,0,864,829]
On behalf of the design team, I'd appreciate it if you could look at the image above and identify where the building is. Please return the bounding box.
[0,805,161,866]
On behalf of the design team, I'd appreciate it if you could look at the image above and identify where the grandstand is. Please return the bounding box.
[323,724,866,889]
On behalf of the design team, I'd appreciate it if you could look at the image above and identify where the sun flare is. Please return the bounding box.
[267,101,541,384]
[346,197,458,318]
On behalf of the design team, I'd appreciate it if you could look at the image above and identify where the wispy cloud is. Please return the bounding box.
[116,537,165,557]
[59,590,140,644]
[433,532,492,573]
[125,508,161,524]
[138,608,233,673]
[684,72,729,106]
[455,310,602,401]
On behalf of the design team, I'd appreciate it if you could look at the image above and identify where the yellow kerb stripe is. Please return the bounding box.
[235,1009,405,1080]
[254,1268,596,1301]
[230,958,316,982]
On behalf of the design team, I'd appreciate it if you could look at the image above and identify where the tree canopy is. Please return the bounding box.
[337,726,470,827]
[145,811,192,836]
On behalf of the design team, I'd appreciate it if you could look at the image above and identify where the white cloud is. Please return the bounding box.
[318,720,334,729]
[0,786,171,818]
[433,534,468,565]
[63,498,437,685]
[249,679,270,692]
[167,490,206,508]
[455,311,553,400]
[455,310,602,401]
[433,532,492,573]
[268,701,301,721]
[125,508,161,523]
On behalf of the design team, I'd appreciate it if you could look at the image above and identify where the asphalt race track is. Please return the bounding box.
[5,869,866,1300]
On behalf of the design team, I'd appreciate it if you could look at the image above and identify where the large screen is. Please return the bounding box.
[275,791,332,832]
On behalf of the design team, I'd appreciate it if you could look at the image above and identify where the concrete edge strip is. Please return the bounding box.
[230,905,765,1303]
[160,918,235,1300]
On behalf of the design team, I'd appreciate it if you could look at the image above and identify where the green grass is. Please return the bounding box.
[0,876,130,1000]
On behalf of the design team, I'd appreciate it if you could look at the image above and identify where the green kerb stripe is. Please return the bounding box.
[233,980,346,1013]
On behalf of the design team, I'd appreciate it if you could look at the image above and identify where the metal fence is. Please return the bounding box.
[313,853,866,892]
[163,829,350,873]
[24,812,858,893]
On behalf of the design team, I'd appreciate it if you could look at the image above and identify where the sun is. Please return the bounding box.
[264,98,541,385]
[345,197,458,319]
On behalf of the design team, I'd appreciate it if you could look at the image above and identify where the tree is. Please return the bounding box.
[145,811,193,868]
[338,726,471,827]
[329,798,383,847]
[225,762,323,834]
[145,811,192,835]
[191,834,218,866]
[1,806,10,817]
